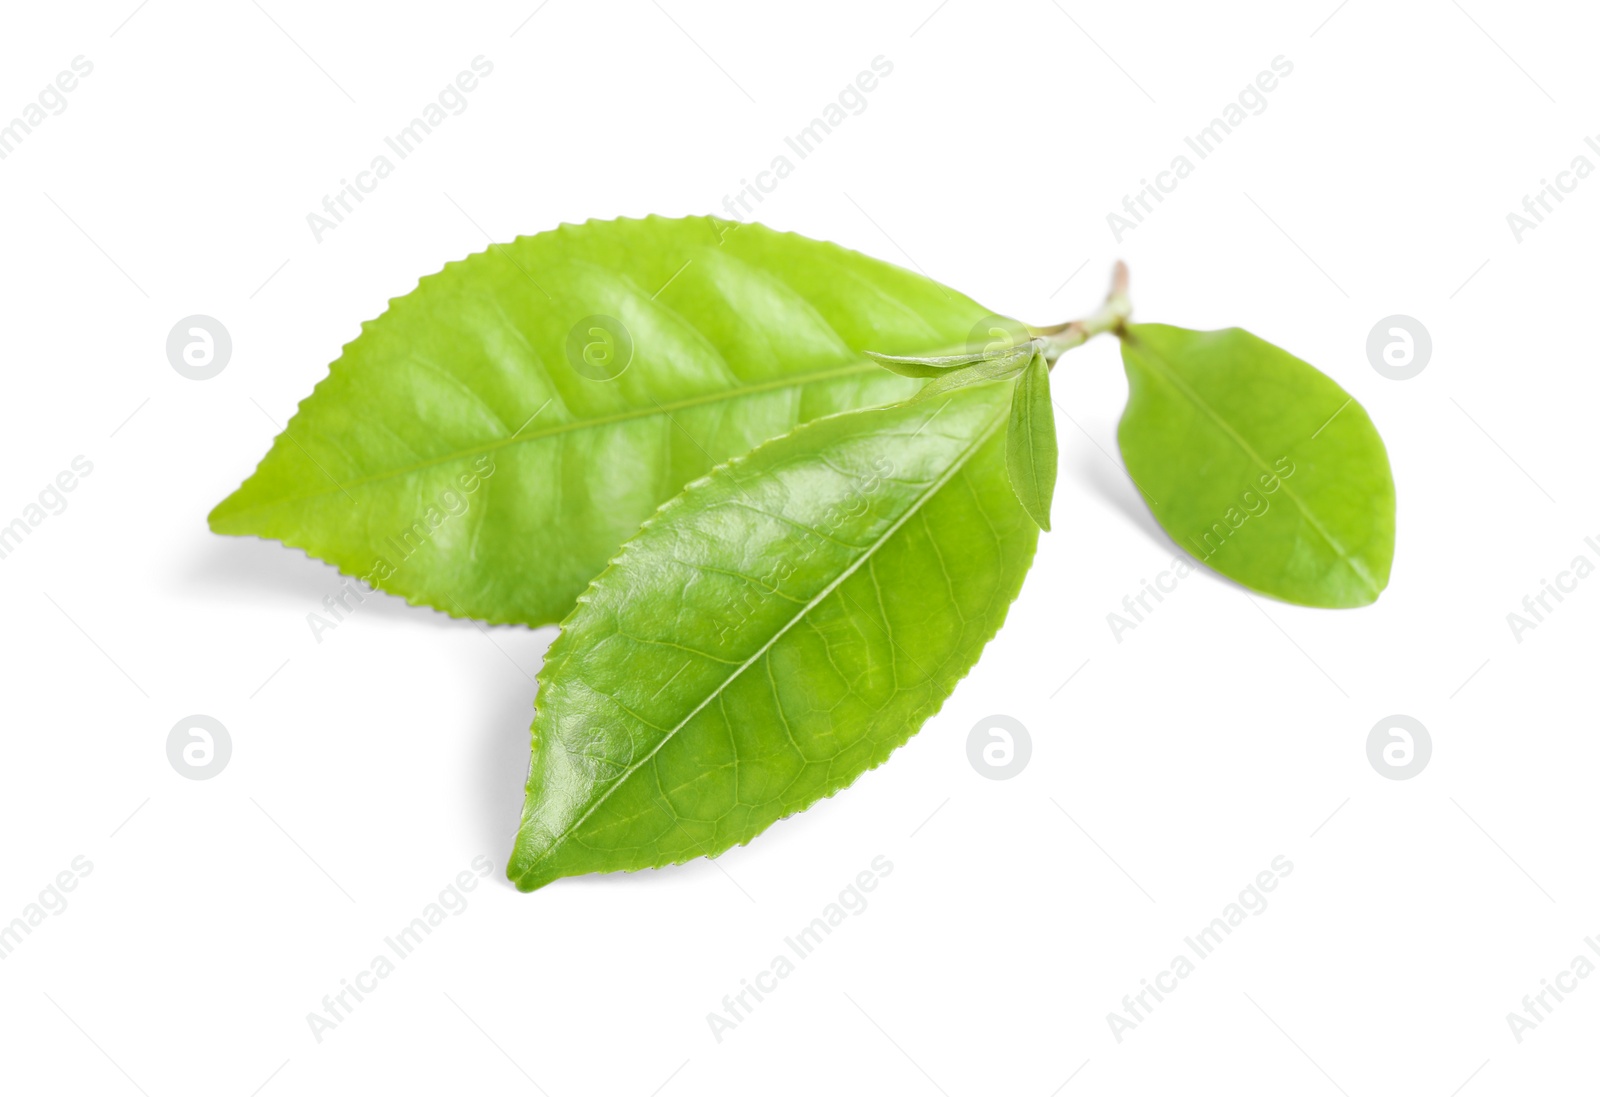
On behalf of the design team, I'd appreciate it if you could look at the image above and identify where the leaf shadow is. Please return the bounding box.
[1072,451,1263,599]
[188,535,475,628]
[189,536,568,871]
[549,853,747,893]
[189,538,733,893]
[471,635,548,874]
[1074,449,1174,554]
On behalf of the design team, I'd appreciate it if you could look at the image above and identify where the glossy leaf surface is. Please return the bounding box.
[209,217,994,625]
[1118,324,1394,607]
[509,383,1037,891]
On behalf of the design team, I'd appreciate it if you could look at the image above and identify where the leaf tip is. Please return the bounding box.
[205,491,243,534]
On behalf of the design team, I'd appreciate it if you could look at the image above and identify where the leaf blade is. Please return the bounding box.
[509,383,1038,891]
[209,217,997,625]
[866,343,1028,377]
[1005,351,1058,531]
[1117,323,1395,607]
[908,346,1033,402]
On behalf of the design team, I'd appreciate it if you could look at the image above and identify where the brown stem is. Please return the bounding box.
[1030,262,1132,365]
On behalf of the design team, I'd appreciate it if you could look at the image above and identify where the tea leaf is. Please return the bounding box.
[1006,351,1057,531]
[1117,324,1395,607]
[910,345,1034,402]
[509,383,1037,891]
[209,217,996,625]
[866,342,1027,377]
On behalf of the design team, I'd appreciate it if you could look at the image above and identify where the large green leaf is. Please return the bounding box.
[508,382,1037,892]
[1117,324,1395,607]
[209,217,994,625]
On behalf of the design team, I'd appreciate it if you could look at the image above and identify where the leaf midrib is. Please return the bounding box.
[1126,336,1380,598]
[222,359,889,515]
[515,401,1007,883]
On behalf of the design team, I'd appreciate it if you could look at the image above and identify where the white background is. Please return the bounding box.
[2,1,1596,1093]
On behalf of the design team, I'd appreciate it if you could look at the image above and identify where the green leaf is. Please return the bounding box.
[1117,324,1395,607]
[208,217,996,626]
[910,345,1034,402]
[865,342,1027,378]
[508,383,1038,892]
[1006,351,1057,531]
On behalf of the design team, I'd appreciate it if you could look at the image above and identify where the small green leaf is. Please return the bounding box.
[909,345,1034,402]
[1006,351,1057,531]
[508,382,1038,892]
[1117,324,1395,607]
[866,343,1025,378]
[208,217,996,626]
